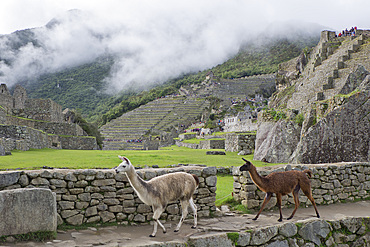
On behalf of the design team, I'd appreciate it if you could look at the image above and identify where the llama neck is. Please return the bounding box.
[248,165,267,192]
[125,166,148,197]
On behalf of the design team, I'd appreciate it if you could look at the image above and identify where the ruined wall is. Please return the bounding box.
[60,136,98,150]
[199,139,225,149]
[5,115,85,136]
[0,125,50,151]
[225,133,256,153]
[0,125,96,151]
[0,166,217,226]
[233,162,370,209]
[24,99,63,122]
[223,119,258,132]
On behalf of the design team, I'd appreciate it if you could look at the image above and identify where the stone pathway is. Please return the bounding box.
[2,201,369,247]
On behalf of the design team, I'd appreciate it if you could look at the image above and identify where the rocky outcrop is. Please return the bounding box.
[255,31,370,164]
[254,120,301,163]
[290,91,370,164]
[340,64,369,95]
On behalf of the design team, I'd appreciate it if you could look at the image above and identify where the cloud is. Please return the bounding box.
[1,0,367,93]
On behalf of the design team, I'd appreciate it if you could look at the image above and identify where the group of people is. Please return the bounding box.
[126,139,143,143]
[338,27,357,37]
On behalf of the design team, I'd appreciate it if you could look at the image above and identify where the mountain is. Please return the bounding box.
[0,13,321,123]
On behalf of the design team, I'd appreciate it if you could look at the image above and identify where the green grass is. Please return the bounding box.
[0,145,282,170]
[215,175,234,206]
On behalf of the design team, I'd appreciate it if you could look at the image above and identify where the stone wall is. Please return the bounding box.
[223,119,258,132]
[60,136,98,150]
[225,133,256,153]
[0,125,49,151]
[0,125,97,151]
[175,139,225,150]
[5,115,85,136]
[0,166,217,226]
[199,139,225,149]
[188,216,370,246]
[233,162,370,209]
[24,98,64,123]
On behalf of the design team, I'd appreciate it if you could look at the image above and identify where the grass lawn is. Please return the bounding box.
[0,145,283,213]
[215,175,234,206]
[0,145,282,170]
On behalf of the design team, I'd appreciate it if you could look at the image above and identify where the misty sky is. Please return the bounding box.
[0,0,369,93]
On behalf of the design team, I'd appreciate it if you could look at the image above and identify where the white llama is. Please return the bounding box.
[115,156,198,237]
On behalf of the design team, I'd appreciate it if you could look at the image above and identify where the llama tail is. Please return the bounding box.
[304,169,312,178]
[192,174,200,187]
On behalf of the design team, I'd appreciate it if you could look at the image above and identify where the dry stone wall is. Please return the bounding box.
[5,114,85,136]
[188,216,370,246]
[0,125,97,151]
[233,162,370,209]
[0,166,217,226]
[225,133,256,153]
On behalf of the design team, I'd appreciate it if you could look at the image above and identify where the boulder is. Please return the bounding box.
[0,171,21,188]
[206,151,226,155]
[0,188,57,236]
[254,120,301,163]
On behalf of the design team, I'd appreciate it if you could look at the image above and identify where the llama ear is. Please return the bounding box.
[118,156,130,163]
[242,158,248,162]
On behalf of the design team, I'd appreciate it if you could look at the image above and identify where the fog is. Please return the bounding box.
[0,0,368,93]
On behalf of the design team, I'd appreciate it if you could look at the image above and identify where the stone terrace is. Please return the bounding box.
[287,34,370,110]
[100,96,210,150]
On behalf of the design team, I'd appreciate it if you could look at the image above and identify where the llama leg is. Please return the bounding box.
[276,193,283,222]
[189,198,197,229]
[287,185,300,220]
[301,186,320,218]
[253,192,272,220]
[150,207,166,237]
[175,200,189,232]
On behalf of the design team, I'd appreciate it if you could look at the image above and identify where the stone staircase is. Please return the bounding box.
[99,96,210,150]
[287,34,369,110]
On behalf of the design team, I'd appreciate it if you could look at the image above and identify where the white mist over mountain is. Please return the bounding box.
[0,0,366,93]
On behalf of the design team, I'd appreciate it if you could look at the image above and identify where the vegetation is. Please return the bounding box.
[215,175,234,206]
[0,231,56,242]
[0,146,282,170]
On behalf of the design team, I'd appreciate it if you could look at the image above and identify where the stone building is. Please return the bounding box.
[0,83,97,153]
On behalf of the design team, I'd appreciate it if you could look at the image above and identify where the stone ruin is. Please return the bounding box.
[255,30,370,164]
[0,83,97,154]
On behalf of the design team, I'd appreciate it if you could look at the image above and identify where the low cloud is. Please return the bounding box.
[0,0,337,93]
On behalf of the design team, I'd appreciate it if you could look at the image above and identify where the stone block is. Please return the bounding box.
[250,225,278,245]
[298,220,331,246]
[0,188,57,236]
[0,172,21,188]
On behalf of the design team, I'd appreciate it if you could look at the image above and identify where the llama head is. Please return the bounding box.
[240,158,253,172]
[115,155,132,173]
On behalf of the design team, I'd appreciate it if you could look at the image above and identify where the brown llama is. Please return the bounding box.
[239,158,320,222]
